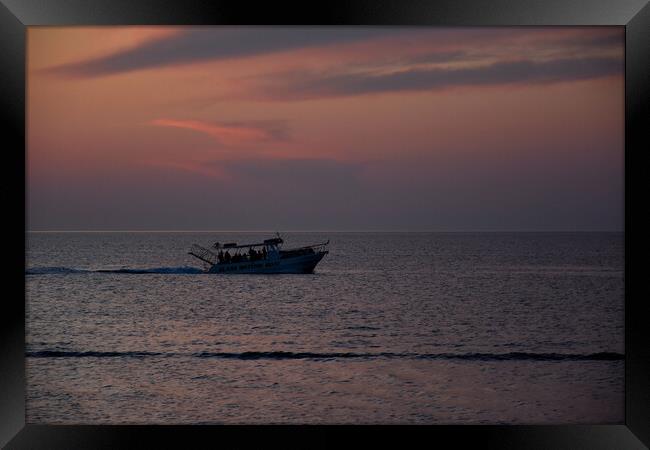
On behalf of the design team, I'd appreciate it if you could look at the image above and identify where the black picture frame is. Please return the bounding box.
[1,0,647,448]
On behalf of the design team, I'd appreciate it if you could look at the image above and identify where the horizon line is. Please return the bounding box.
[25,229,625,233]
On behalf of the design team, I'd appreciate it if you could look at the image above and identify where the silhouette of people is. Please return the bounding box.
[218,250,224,263]
[225,251,231,263]
[262,247,267,259]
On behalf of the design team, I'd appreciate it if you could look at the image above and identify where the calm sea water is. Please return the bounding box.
[25,232,624,424]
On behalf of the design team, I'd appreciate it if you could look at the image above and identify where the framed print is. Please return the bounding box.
[1,0,648,448]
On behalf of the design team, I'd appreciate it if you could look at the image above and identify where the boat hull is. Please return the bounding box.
[206,251,328,274]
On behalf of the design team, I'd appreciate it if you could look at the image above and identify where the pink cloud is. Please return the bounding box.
[149,118,285,146]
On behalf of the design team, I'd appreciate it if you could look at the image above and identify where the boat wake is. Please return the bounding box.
[25,266,90,275]
[26,266,204,275]
[96,266,205,274]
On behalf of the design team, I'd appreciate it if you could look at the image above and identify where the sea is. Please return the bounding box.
[25,231,624,424]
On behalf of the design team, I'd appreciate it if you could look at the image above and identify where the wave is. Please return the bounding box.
[27,350,165,358]
[95,266,204,274]
[26,350,624,361]
[26,266,204,275]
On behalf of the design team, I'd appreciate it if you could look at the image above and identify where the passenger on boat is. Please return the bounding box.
[224,251,231,263]
[217,250,224,263]
[262,247,267,259]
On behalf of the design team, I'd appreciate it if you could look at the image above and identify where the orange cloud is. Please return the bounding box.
[149,118,284,146]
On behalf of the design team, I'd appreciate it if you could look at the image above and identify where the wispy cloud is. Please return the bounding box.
[554,30,623,50]
[43,28,410,78]
[149,118,289,146]
[40,27,622,81]
[247,56,623,101]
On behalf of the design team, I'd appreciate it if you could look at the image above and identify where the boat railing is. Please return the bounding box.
[189,240,329,266]
[286,240,330,254]
[188,244,219,266]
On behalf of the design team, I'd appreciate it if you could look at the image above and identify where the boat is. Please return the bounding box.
[188,234,329,274]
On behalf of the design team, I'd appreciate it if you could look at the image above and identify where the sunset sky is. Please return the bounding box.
[27,27,624,231]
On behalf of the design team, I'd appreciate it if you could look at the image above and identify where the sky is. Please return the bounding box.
[27,27,624,231]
